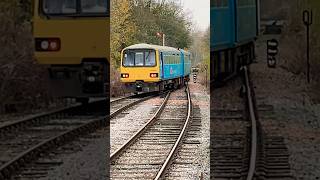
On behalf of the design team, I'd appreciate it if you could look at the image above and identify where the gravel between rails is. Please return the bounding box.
[211,76,249,179]
[111,88,188,179]
[110,97,164,154]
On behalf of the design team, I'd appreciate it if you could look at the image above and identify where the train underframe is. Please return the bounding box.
[212,42,255,86]
[124,76,190,93]
[47,60,109,104]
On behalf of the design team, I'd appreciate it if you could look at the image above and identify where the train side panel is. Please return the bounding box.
[161,51,183,80]
[211,0,258,85]
[181,51,191,77]
[185,54,191,77]
[180,51,185,77]
[236,0,258,43]
[211,0,235,51]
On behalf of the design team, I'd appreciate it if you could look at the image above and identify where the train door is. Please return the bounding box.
[180,51,185,77]
[160,52,164,79]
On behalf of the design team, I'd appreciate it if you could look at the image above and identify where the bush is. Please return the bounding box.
[0,0,52,113]
[110,66,129,97]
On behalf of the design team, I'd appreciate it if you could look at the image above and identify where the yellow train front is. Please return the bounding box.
[33,0,110,103]
[120,43,191,92]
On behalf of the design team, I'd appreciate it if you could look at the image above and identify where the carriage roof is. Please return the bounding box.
[124,43,182,53]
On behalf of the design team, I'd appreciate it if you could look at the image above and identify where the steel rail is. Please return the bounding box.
[243,66,258,180]
[0,99,107,179]
[110,94,157,119]
[110,92,158,104]
[0,99,106,136]
[154,85,192,180]
[110,96,131,104]
[0,115,107,179]
[110,92,171,161]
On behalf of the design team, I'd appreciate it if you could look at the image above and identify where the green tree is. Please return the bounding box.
[131,0,192,48]
[111,0,192,67]
[111,0,137,68]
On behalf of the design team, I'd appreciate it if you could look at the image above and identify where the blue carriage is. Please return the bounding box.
[211,0,259,84]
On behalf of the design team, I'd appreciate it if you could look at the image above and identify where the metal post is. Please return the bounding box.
[307,23,310,83]
[162,33,165,46]
[257,0,261,36]
[205,66,208,88]
[303,10,313,83]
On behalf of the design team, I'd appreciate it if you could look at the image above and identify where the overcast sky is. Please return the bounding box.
[181,0,210,31]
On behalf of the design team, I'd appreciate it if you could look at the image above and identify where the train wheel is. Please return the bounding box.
[181,78,185,88]
[174,82,178,89]
[159,83,166,98]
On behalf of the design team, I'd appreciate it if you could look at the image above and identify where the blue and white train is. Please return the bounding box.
[120,43,191,92]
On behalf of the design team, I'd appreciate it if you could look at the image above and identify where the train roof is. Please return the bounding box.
[124,43,181,53]
[179,49,190,55]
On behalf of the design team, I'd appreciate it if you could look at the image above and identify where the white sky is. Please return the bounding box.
[181,0,210,31]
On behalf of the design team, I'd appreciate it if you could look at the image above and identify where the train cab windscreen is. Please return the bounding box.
[42,0,109,15]
[123,50,156,67]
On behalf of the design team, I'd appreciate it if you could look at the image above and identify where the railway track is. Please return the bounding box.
[110,86,192,179]
[0,93,156,179]
[110,92,157,118]
[211,66,292,180]
[0,99,107,179]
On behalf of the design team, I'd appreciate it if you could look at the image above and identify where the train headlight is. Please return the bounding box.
[35,38,61,51]
[121,73,129,78]
[49,41,58,51]
[40,41,49,50]
[150,73,158,78]
[87,76,96,82]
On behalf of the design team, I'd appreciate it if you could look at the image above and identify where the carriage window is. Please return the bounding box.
[42,0,109,16]
[135,52,144,66]
[212,0,228,7]
[238,0,255,6]
[123,52,134,66]
[81,0,108,13]
[42,0,76,14]
[145,51,156,66]
[123,50,156,67]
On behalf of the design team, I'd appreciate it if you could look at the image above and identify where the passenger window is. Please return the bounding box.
[135,52,144,66]
[43,0,77,14]
[145,51,156,66]
[123,52,134,67]
[81,0,108,13]
[238,0,254,6]
[42,0,109,15]
[212,0,228,7]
